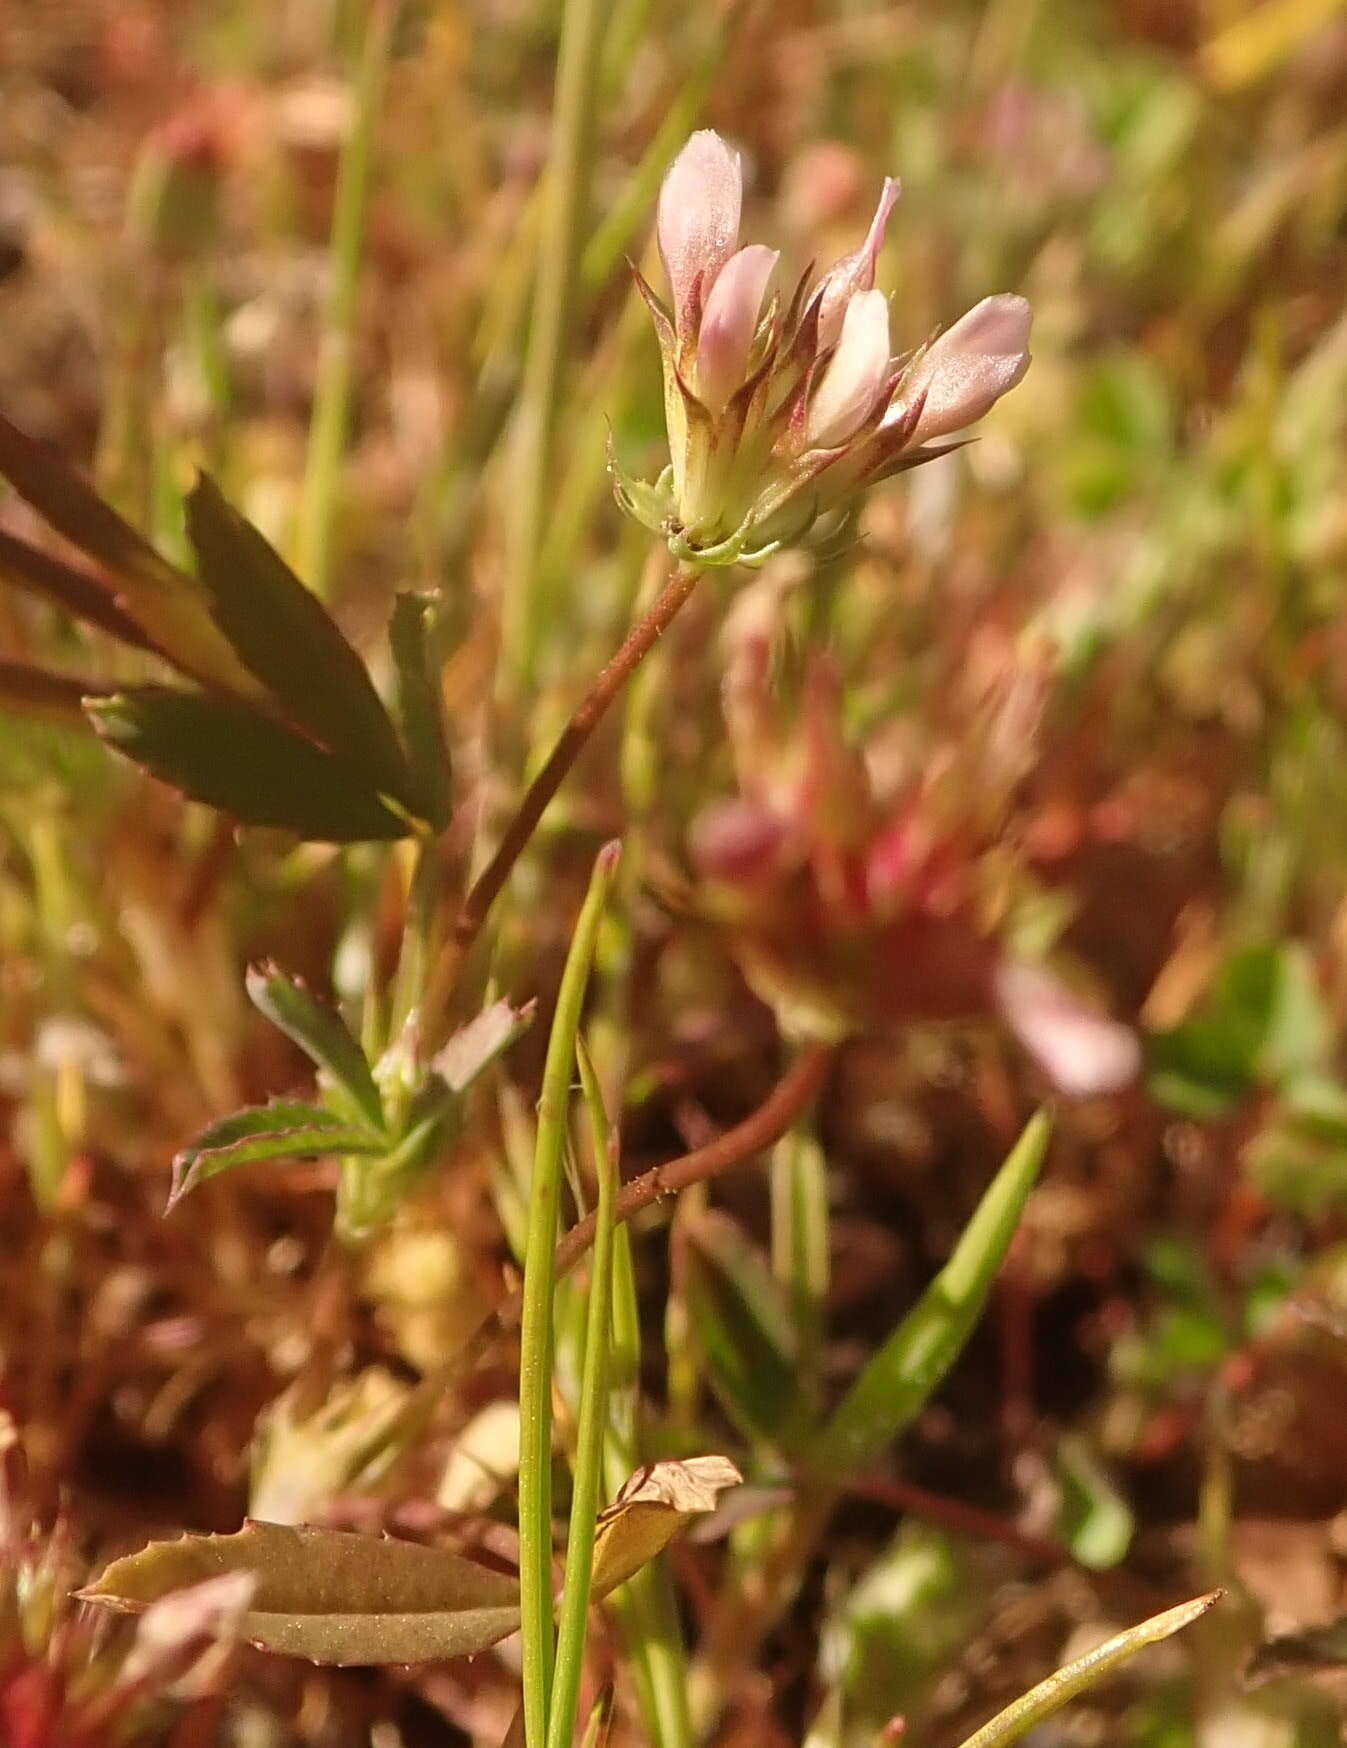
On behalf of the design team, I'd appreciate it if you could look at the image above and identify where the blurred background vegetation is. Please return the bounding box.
[2,0,1347,1743]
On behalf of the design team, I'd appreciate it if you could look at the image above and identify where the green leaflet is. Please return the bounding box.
[811,1110,1052,1477]
[169,1101,385,1208]
[682,1210,807,1453]
[0,524,157,650]
[246,963,386,1131]
[88,687,408,841]
[185,475,415,807]
[0,408,254,694]
[389,592,452,831]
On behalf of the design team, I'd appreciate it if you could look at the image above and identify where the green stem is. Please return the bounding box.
[518,844,621,1748]
[548,1046,620,1748]
[295,0,397,598]
[500,0,609,686]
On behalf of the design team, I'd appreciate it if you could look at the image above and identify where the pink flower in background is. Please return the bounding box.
[690,624,1138,1097]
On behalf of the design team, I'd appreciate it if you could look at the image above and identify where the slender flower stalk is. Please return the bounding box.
[427,560,700,1030]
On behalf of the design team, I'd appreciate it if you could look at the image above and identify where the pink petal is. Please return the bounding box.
[690,798,789,883]
[807,289,891,449]
[995,960,1140,1097]
[816,175,900,348]
[889,294,1032,443]
[696,244,779,411]
[657,131,743,341]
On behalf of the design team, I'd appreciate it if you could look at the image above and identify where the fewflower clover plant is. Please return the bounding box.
[613,129,1033,564]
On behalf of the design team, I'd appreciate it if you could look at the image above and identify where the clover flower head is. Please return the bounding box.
[689,620,1138,1095]
[612,130,1034,566]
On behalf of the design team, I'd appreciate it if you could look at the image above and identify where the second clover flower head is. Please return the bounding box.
[612,130,1033,566]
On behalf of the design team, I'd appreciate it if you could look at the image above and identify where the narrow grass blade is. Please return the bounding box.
[294,0,398,599]
[578,1685,615,1748]
[547,1041,619,1748]
[812,1111,1052,1477]
[518,843,621,1748]
[501,0,610,686]
[956,1592,1221,1748]
[602,1222,695,1748]
[771,1127,829,1424]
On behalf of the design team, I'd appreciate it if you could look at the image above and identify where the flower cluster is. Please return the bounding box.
[613,130,1033,564]
[689,621,1140,1096]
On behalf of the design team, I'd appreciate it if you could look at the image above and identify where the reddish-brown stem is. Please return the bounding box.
[427,559,700,1020]
[553,1041,833,1279]
[846,1471,1172,1615]
[426,1042,833,1388]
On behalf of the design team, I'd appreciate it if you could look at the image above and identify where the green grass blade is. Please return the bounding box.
[547,1041,619,1748]
[956,1592,1220,1748]
[294,0,397,599]
[812,1110,1052,1478]
[500,0,610,687]
[518,843,621,1748]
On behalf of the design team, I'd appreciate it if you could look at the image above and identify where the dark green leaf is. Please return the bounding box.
[0,660,105,723]
[682,1211,807,1452]
[812,1111,1051,1477]
[1147,1017,1255,1119]
[389,593,451,830]
[0,409,251,692]
[1218,943,1330,1081]
[170,1101,384,1207]
[87,687,408,841]
[0,525,157,650]
[246,963,385,1130]
[0,406,178,589]
[185,475,414,805]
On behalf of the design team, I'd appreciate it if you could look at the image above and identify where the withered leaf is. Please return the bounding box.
[81,1521,522,1667]
[590,1455,743,1597]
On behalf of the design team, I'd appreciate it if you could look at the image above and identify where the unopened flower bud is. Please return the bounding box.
[807,289,891,449]
[891,294,1032,444]
[657,130,743,342]
[697,244,778,411]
